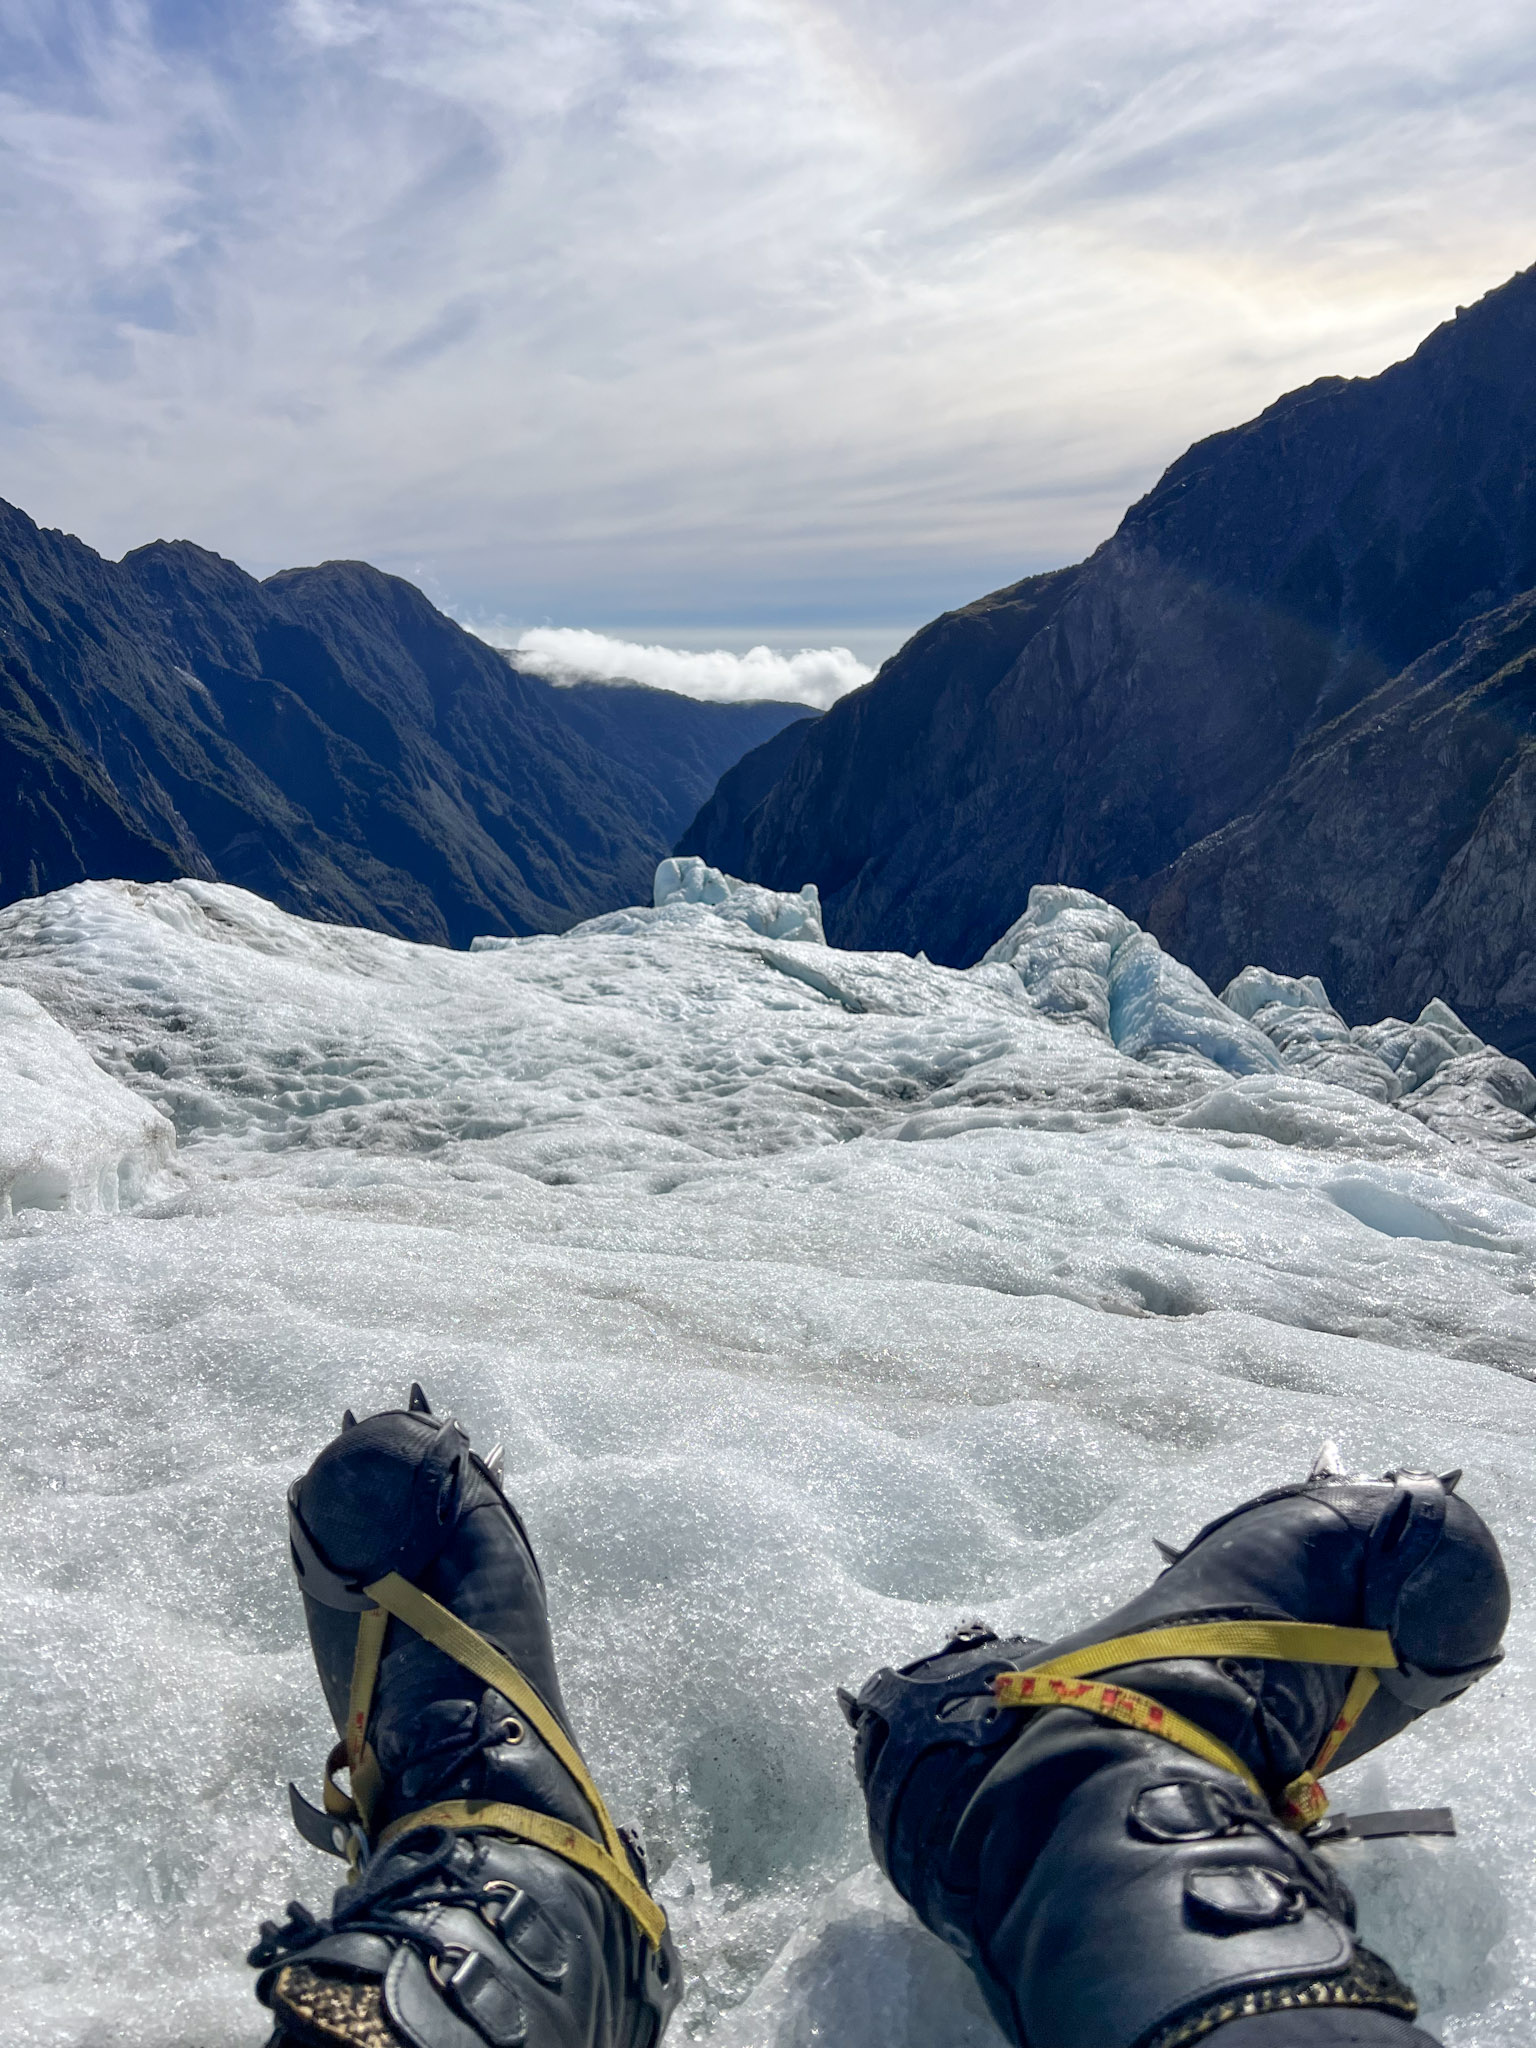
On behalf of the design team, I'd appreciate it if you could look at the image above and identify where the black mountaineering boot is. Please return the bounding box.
[844,1450,1508,2048]
[250,1388,679,2048]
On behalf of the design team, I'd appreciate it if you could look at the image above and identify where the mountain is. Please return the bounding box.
[683,264,1536,1053]
[542,680,813,847]
[0,500,805,945]
[1143,587,1536,1061]
[674,711,819,876]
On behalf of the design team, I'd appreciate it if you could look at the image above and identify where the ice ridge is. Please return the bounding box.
[653,855,826,943]
[980,883,1536,1149]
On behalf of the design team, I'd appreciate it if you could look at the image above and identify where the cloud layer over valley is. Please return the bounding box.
[493,626,873,706]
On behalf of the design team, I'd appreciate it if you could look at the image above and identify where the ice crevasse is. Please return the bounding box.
[0,864,1535,2048]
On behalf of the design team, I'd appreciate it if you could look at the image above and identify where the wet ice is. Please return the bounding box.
[1,875,1535,2047]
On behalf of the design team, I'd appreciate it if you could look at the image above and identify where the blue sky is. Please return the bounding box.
[2,0,1534,667]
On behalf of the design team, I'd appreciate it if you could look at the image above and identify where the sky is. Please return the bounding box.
[1,2,1534,701]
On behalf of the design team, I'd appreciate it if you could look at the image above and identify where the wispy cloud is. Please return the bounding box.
[489,625,872,707]
[0,2,1532,627]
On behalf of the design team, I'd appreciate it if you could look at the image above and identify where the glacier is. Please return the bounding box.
[652,855,827,944]
[0,982,175,1220]
[1,871,1535,2048]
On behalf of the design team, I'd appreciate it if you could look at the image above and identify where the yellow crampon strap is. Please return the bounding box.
[345,1604,387,1825]
[318,1571,666,1949]
[994,1673,1264,1795]
[991,1620,1398,1829]
[1310,1665,1382,1777]
[375,1800,667,1948]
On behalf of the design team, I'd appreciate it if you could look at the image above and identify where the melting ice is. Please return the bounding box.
[1,868,1535,2048]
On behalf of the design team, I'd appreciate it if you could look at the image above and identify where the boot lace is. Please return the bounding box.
[249,1828,509,1973]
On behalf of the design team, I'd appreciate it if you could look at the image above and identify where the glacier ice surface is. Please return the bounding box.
[984,888,1298,1078]
[0,871,1535,2047]
[0,981,175,1218]
[1418,998,1487,1058]
[1107,931,1280,1075]
[1353,1018,1462,1092]
[980,885,1136,1037]
[1406,1050,1536,1146]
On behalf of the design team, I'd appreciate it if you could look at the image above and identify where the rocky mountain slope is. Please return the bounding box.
[673,709,819,875]
[682,264,1536,1056]
[0,499,803,945]
[545,680,814,848]
[1146,589,1536,1061]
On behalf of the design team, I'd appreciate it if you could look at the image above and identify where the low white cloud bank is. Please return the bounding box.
[502,626,873,707]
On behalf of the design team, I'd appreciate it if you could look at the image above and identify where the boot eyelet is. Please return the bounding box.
[503,1717,525,1745]
[481,1878,526,1929]
[429,1944,471,1991]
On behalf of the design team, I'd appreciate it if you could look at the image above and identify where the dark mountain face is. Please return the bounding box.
[675,711,819,876]
[686,264,1536,1032]
[543,680,810,846]
[0,501,805,945]
[1141,589,1536,1062]
[680,566,1084,957]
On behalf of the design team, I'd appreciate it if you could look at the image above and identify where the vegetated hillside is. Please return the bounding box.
[684,263,1536,1053]
[546,680,813,847]
[0,500,805,946]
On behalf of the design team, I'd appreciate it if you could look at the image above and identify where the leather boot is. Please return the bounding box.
[844,1456,1507,2048]
[250,1389,679,2048]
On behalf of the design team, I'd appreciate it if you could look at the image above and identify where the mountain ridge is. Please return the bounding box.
[0,502,806,945]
